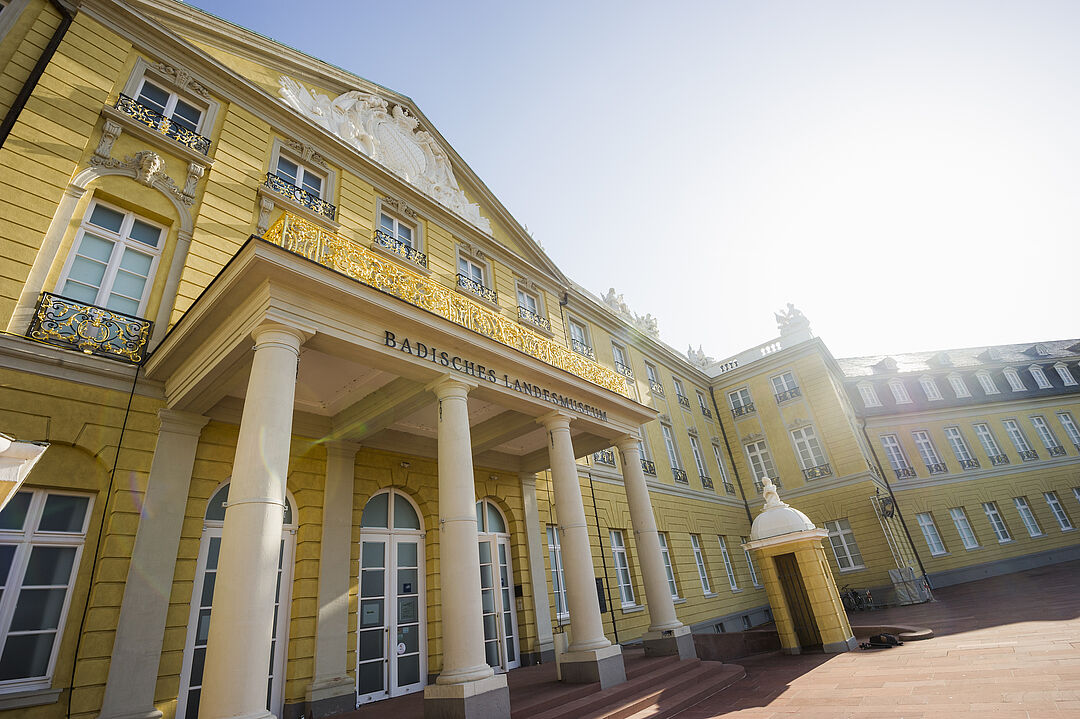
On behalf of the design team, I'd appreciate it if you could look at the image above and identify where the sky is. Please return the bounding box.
[189,0,1080,361]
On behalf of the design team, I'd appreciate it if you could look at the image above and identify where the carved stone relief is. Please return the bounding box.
[256,196,275,236]
[91,149,194,206]
[381,194,418,219]
[183,162,205,199]
[284,138,328,169]
[95,120,123,160]
[152,61,210,99]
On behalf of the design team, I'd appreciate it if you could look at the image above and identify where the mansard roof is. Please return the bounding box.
[837,339,1080,377]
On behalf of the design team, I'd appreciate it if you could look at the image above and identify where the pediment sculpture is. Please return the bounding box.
[278,76,491,233]
[601,288,660,340]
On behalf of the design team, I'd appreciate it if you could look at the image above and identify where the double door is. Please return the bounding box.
[479,535,519,672]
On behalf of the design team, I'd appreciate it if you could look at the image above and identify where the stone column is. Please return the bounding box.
[615,436,696,659]
[519,472,554,664]
[200,324,306,719]
[98,410,209,719]
[306,441,360,718]
[423,377,509,719]
[538,412,625,689]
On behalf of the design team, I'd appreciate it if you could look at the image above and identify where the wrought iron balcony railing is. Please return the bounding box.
[926,462,948,475]
[802,463,832,480]
[26,292,152,364]
[672,467,689,484]
[774,386,802,404]
[700,474,714,490]
[753,478,783,493]
[959,458,980,470]
[894,466,917,480]
[1048,445,1067,457]
[570,338,595,360]
[731,403,754,418]
[373,229,427,268]
[677,394,691,409]
[989,454,1010,466]
[649,380,665,396]
[641,459,656,476]
[1019,449,1039,461]
[517,306,550,332]
[593,449,616,466]
[700,405,713,419]
[456,273,498,304]
[115,94,211,155]
[614,361,634,379]
[867,459,881,478]
[264,172,336,220]
[722,481,736,495]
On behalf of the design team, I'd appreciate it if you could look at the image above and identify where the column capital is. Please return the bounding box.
[518,472,538,488]
[427,374,476,399]
[252,322,310,354]
[613,434,642,453]
[537,410,573,431]
[157,409,210,437]
[323,439,362,460]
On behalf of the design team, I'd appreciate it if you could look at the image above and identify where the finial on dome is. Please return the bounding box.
[761,477,784,509]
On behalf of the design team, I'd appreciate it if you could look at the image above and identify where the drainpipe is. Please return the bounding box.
[0,0,76,150]
[709,387,753,524]
[860,418,933,591]
[587,472,618,644]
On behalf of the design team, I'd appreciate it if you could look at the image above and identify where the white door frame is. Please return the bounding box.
[476,498,521,672]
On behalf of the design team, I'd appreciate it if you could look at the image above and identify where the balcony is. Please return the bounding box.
[894,466,917,480]
[456,273,498,304]
[700,405,713,419]
[614,360,634,379]
[926,462,948,475]
[1048,445,1067,457]
[672,467,689,484]
[700,474,714,490]
[26,292,152,364]
[731,403,755,418]
[593,449,616,467]
[1019,449,1039,461]
[373,229,427,269]
[753,478,783,493]
[517,306,550,332]
[677,394,691,409]
[641,459,656,476]
[802,463,832,480]
[774,386,802,404]
[867,459,881,478]
[959,458,980,470]
[570,338,595,360]
[722,481,736,495]
[989,454,1010,466]
[648,380,665,396]
[264,172,336,221]
[114,93,211,155]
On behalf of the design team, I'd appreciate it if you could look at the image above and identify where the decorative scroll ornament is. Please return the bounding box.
[284,138,328,169]
[600,288,659,339]
[152,61,210,99]
[278,76,491,233]
[95,120,123,160]
[91,149,194,206]
[381,194,418,219]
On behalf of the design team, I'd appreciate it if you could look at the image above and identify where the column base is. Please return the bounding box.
[560,643,626,689]
[423,674,509,719]
[97,710,163,719]
[305,676,356,718]
[823,635,858,654]
[643,625,697,659]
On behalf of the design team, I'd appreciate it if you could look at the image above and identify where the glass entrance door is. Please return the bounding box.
[478,536,520,671]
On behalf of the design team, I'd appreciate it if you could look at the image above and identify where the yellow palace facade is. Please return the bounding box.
[0,1,1077,718]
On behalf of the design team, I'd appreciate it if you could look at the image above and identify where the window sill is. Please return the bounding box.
[703,592,719,599]
[929,552,950,557]
[837,565,866,573]
[1060,527,1076,533]
[729,587,743,593]
[997,539,1014,544]
[620,604,646,614]
[100,104,215,168]
[672,597,687,604]
[257,185,340,233]
[368,240,431,275]
[0,686,62,709]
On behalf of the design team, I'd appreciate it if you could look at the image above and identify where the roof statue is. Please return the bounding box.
[774,302,813,341]
[687,344,714,368]
[601,288,660,340]
[278,76,491,233]
[749,476,818,541]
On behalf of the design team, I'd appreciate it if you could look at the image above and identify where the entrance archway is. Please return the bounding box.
[476,498,520,671]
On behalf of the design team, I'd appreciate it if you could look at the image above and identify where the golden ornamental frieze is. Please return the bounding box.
[264,213,630,397]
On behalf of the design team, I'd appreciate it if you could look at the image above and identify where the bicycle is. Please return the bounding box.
[840,584,866,611]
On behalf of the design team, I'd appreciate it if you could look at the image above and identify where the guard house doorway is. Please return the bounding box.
[773,552,822,651]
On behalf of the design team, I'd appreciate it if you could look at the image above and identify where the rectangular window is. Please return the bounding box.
[915,512,947,555]
[824,519,864,571]
[1029,415,1062,452]
[976,373,999,395]
[657,533,679,598]
[889,380,911,404]
[516,287,539,314]
[661,424,682,471]
[1004,368,1025,392]
[458,255,487,285]
[728,387,753,412]
[973,423,1004,460]
[744,441,777,483]
[790,426,827,471]
[948,375,970,398]
[943,426,975,464]
[645,363,663,395]
[546,526,568,621]
[672,377,687,399]
[690,534,711,594]
[276,154,325,197]
[741,537,760,586]
[135,77,204,132]
[717,536,738,591]
[609,530,636,607]
[696,390,710,413]
[879,434,911,472]
[912,430,944,471]
[1013,497,1043,537]
[770,372,798,394]
[378,210,416,248]
[1029,365,1053,389]
[920,377,942,401]
[711,444,731,490]
[1044,492,1073,531]
[1055,363,1077,386]
[1002,420,1034,455]
[611,342,631,377]
[688,434,708,479]
[948,507,979,549]
[0,489,93,688]
[982,502,1011,543]
[1058,412,1080,448]
[858,383,881,407]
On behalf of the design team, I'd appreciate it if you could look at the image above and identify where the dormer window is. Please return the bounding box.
[1054,362,1077,387]
[947,374,970,398]
[1029,365,1053,389]
[919,376,942,401]
[975,371,999,395]
[888,379,911,404]
[1029,343,1050,357]
[857,382,881,408]
[1004,368,1025,392]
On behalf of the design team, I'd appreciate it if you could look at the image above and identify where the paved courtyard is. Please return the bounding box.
[679,558,1080,718]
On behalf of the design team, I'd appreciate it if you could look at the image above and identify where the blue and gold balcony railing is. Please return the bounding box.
[115,94,211,155]
[641,459,656,476]
[802,463,832,480]
[731,403,754,418]
[593,449,616,466]
[373,229,427,269]
[456,273,498,304]
[894,466,917,480]
[676,394,691,409]
[722,481,736,495]
[926,462,948,475]
[989,454,1010,466]
[1048,445,1067,457]
[672,467,689,484]
[570,338,595,360]
[700,474,714,490]
[614,361,634,379]
[262,213,631,396]
[1019,449,1039,461]
[959,458,980,470]
[774,386,802,404]
[700,405,712,419]
[26,292,152,364]
[265,173,336,221]
[648,380,664,397]
[517,306,550,332]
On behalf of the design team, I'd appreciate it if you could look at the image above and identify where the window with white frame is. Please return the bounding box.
[661,424,682,471]
[610,342,630,375]
[609,530,636,607]
[1054,362,1077,387]
[947,374,970,398]
[1012,497,1043,537]
[728,387,753,413]
[458,254,488,287]
[275,152,325,198]
[645,362,662,392]
[0,489,93,688]
[1003,367,1025,392]
[919,376,942,401]
[982,502,1011,543]
[879,434,911,472]
[134,75,204,133]
[1075,487,1080,506]
[824,519,864,571]
[915,512,947,555]
[888,379,911,404]
[972,423,1004,460]
[711,444,730,485]
[717,536,739,591]
[1002,419,1034,455]
[545,526,568,621]
[57,200,165,316]
[771,371,799,397]
[378,209,417,250]
[688,434,708,477]
[857,382,881,408]
[1029,415,1062,451]
[696,390,709,412]
[948,507,980,549]
[690,534,711,594]
[911,430,944,470]
[943,426,975,464]
[741,537,760,586]
[1044,492,1073,531]
[975,371,999,395]
[657,533,679,598]
[673,377,688,399]
[790,425,827,471]
[1029,365,1052,389]
[1057,412,1080,448]
[744,440,777,483]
